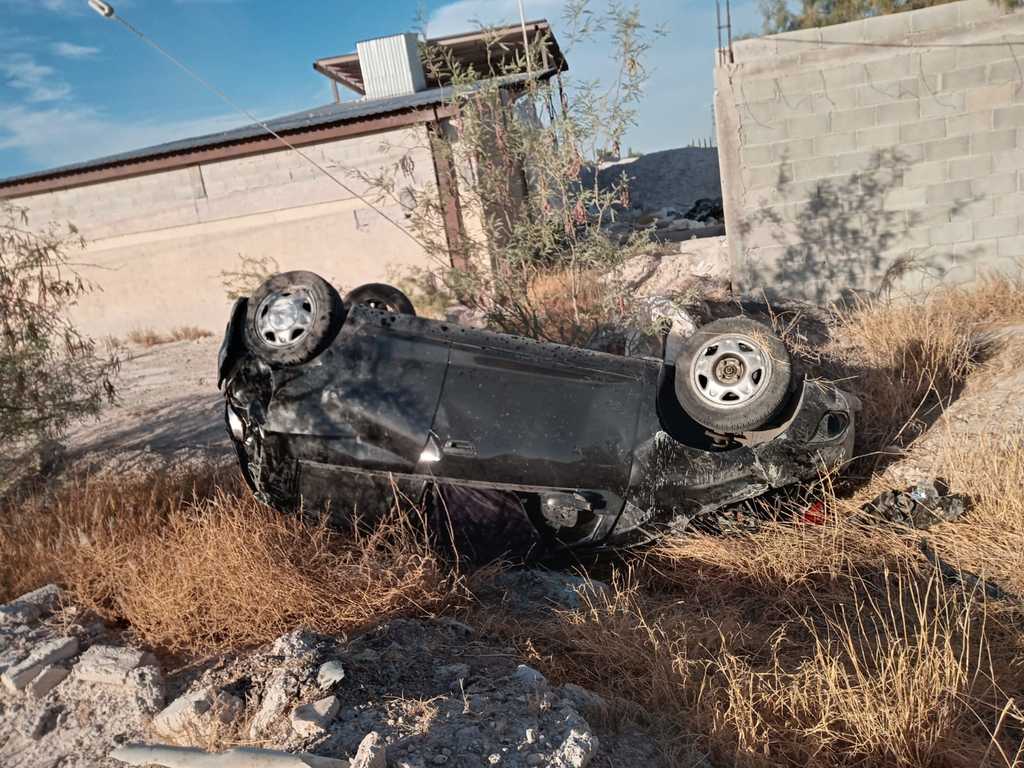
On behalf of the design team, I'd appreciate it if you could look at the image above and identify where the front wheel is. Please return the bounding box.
[674,316,792,433]
[245,271,344,366]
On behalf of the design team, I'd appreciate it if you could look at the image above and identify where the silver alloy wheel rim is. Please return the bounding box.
[255,288,317,347]
[690,333,772,409]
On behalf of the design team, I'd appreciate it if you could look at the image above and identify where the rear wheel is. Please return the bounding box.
[344,283,416,316]
[674,317,792,432]
[245,271,344,366]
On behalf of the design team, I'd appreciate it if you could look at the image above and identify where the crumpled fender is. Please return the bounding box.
[218,298,248,390]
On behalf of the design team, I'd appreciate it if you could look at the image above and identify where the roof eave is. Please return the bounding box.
[0,103,454,198]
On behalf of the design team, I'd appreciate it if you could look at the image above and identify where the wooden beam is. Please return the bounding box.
[428,113,468,271]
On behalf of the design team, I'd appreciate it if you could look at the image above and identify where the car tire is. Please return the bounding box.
[674,316,792,433]
[245,271,344,366]
[344,283,416,316]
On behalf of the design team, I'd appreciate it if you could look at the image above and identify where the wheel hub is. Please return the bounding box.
[255,289,317,347]
[690,334,772,409]
[714,356,745,385]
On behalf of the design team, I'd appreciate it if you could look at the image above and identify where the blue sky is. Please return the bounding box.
[0,0,760,180]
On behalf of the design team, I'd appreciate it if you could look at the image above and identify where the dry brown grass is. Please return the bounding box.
[522,268,617,345]
[125,326,213,347]
[0,471,457,654]
[775,275,1024,478]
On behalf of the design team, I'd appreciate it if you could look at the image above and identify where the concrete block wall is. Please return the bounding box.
[715,0,1024,302]
[10,127,440,336]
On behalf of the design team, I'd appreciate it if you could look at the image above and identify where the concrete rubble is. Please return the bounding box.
[0,584,168,767]
[2,636,79,692]
[350,732,385,768]
[291,696,340,737]
[153,686,243,741]
[2,572,656,767]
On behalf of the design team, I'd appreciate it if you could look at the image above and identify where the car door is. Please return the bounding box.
[265,307,449,473]
[430,329,648,494]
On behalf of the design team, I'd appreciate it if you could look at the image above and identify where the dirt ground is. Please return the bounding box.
[883,323,1024,485]
[62,336,232,476]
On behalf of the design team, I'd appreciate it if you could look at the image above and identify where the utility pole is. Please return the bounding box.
[517,0,532,77]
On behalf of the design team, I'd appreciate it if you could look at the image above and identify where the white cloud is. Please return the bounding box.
[51,42,101,59]
[0,0,76,11]
[426,0,563,37]
[1,52,71,102]
[0,102,257,172]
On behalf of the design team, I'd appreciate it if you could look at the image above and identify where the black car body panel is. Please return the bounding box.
[221,303,856,554]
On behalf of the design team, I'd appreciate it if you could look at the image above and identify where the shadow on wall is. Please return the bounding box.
[582,147,722,213]
[738,148,978,304]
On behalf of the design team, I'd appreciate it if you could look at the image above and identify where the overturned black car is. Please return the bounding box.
[218,271,857,560]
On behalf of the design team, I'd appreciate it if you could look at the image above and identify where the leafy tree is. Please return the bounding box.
[0,202,117,449]
[361,1,664,346]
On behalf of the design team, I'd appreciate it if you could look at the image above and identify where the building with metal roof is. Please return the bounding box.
[0,22,566,338]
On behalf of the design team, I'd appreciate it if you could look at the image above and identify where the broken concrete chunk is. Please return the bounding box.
[250,668,299,737]
[271,629,318,660]
[0,602,40,627]
[111,743,348,767]
[555,727,598,768]
[27,663,69,698]
[290,695,340,737]
[351,731,386,768]
[152,687,242,741]
[0,584,62,627]
[316,660,345,690]
[2,636,79,692]
[23,703,63,740]
[127,665,166,713]
[560,683,607,715]
[75,644,158,687]
[513,664,547,687]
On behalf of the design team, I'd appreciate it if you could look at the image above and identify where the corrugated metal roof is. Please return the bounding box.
[0,70,549,190]
[0,85,458,188]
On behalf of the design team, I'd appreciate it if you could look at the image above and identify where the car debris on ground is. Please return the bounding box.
[857,479,967,529]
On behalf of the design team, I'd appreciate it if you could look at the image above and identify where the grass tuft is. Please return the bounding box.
[126,326,213,347]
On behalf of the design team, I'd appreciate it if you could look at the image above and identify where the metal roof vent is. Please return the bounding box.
[356,33,426,100]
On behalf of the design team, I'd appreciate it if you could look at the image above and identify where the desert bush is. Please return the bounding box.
[362,2,662,345]
[0,471,458,654]
[0,201,118,448]
[219,253,280,301]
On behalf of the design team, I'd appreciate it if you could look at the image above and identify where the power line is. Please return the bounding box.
[87,0,431,252]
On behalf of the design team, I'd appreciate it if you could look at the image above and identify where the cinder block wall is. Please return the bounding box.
[8,126,439,337]
[715,0,1024,302]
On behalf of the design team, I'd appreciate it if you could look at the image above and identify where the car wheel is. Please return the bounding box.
[245,271,344,366]
[344,283,416,315]
[674,316,792,433]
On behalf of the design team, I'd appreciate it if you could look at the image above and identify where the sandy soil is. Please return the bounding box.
[63,336,232,475]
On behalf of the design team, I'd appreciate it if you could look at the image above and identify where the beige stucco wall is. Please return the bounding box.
[9,125,442,337]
